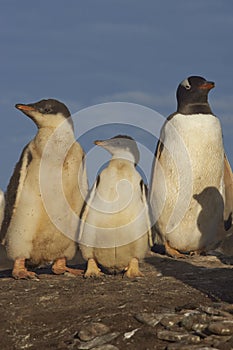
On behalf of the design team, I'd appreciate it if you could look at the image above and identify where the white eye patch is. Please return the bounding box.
[181,78,191,90]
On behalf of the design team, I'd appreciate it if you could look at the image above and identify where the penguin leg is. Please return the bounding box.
[164,241,186,259]
[52,257,83,276]
[12,258,38,280]
[124,258,144,278]
[84,258,104,278]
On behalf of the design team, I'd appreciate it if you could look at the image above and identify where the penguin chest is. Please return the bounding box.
[85,170,148,233]
[80,168,149,268]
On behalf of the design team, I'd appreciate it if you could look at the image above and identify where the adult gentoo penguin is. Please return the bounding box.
[150,76,233,258]
[0,99,88,279]
[78,135,152,278]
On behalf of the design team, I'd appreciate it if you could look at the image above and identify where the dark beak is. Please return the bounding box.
[199,81,215,90]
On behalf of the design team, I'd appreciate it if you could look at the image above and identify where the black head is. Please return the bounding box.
[15,99,70,118]
[176,76,215,115]
[95,135,140,165]
[15,99,72,128]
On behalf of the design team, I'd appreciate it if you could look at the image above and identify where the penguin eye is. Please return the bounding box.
[43,107,53,114]
[185,84,191,90]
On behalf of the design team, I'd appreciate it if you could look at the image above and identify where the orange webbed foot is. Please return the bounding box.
[52,257,83,276]
[124,258,144,278]
[84,258,104,278]
[12,258,38,280]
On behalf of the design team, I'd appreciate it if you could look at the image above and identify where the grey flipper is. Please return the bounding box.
[140,180,153,247]
[149,138,165,246]
[0,144,32,244]
[223,154,233,230]
[149,113,176,190]
[218,155,233,256]
[0,190,5,230]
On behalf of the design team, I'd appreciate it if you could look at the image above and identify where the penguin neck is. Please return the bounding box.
[110,150,136,167]
[177,102,213,115]
[37,118,75,137]
[34,120,76,154]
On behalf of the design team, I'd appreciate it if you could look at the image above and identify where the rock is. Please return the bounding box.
[92,345,119,350]
[77,332,120,350]
[200,305,232,318]
[221,304,233,315]
[175,304,199,312]
[167,344,219,350]
[181,313,208,332]
[160,314,183,328]
[156,330,200,343]
[123,328,139,339]
[202,334,232,347]
[218,335,233,350]
[208,321,233,335]
[134,312,163,327]
[76,323,110,341]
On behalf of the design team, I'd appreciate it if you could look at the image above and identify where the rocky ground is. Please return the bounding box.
[0,247,233,350]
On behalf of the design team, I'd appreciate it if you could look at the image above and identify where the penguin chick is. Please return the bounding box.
[0,99,88,279]
[78,135,152,278]
[150,76,233,258]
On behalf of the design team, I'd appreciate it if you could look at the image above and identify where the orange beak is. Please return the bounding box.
[15,104,36,111]
[94,140,104,146]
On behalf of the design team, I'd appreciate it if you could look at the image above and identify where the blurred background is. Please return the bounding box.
[1,0,233,189]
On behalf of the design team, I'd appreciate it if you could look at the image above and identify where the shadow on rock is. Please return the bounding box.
[145,254,233,304]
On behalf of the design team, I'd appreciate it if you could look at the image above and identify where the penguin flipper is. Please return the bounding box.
[0,144,32,244]
[224,154,233,230]
[140,180,153,247]
[150,113,175,185]
[78,175,100,242]
[79,153,89,199]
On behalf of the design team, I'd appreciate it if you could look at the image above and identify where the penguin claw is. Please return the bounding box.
[52,257,83,276]
[12,258,39,280]
[164,241,187,259]
[124,258,144,278]
[84,272,104,279]
[12,269,39,280]
[84,258,104,278]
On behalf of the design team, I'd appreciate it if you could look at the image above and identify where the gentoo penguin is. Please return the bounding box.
[0,99,88,279]
[78,135,152,278]
[150,76,233,258]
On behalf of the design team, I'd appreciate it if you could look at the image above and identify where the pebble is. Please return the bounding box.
[157,330,200,343]
[123,328,139,339]
[77,332,120,350]
[181,313,208,332]
[202,334,232,348]
[135,312,164,327]
[167,345,219,350]
[200,305,232,318]
[208,320,233,335]
[160,314,183,328]
[77,323,110,341]
[91,345,119,350]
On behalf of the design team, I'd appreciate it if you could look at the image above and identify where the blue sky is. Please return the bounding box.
[0,0,233,189]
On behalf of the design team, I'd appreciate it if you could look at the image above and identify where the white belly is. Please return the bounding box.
[5,141,86,264]
[150,113,225,251]
[79,166,149,268]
